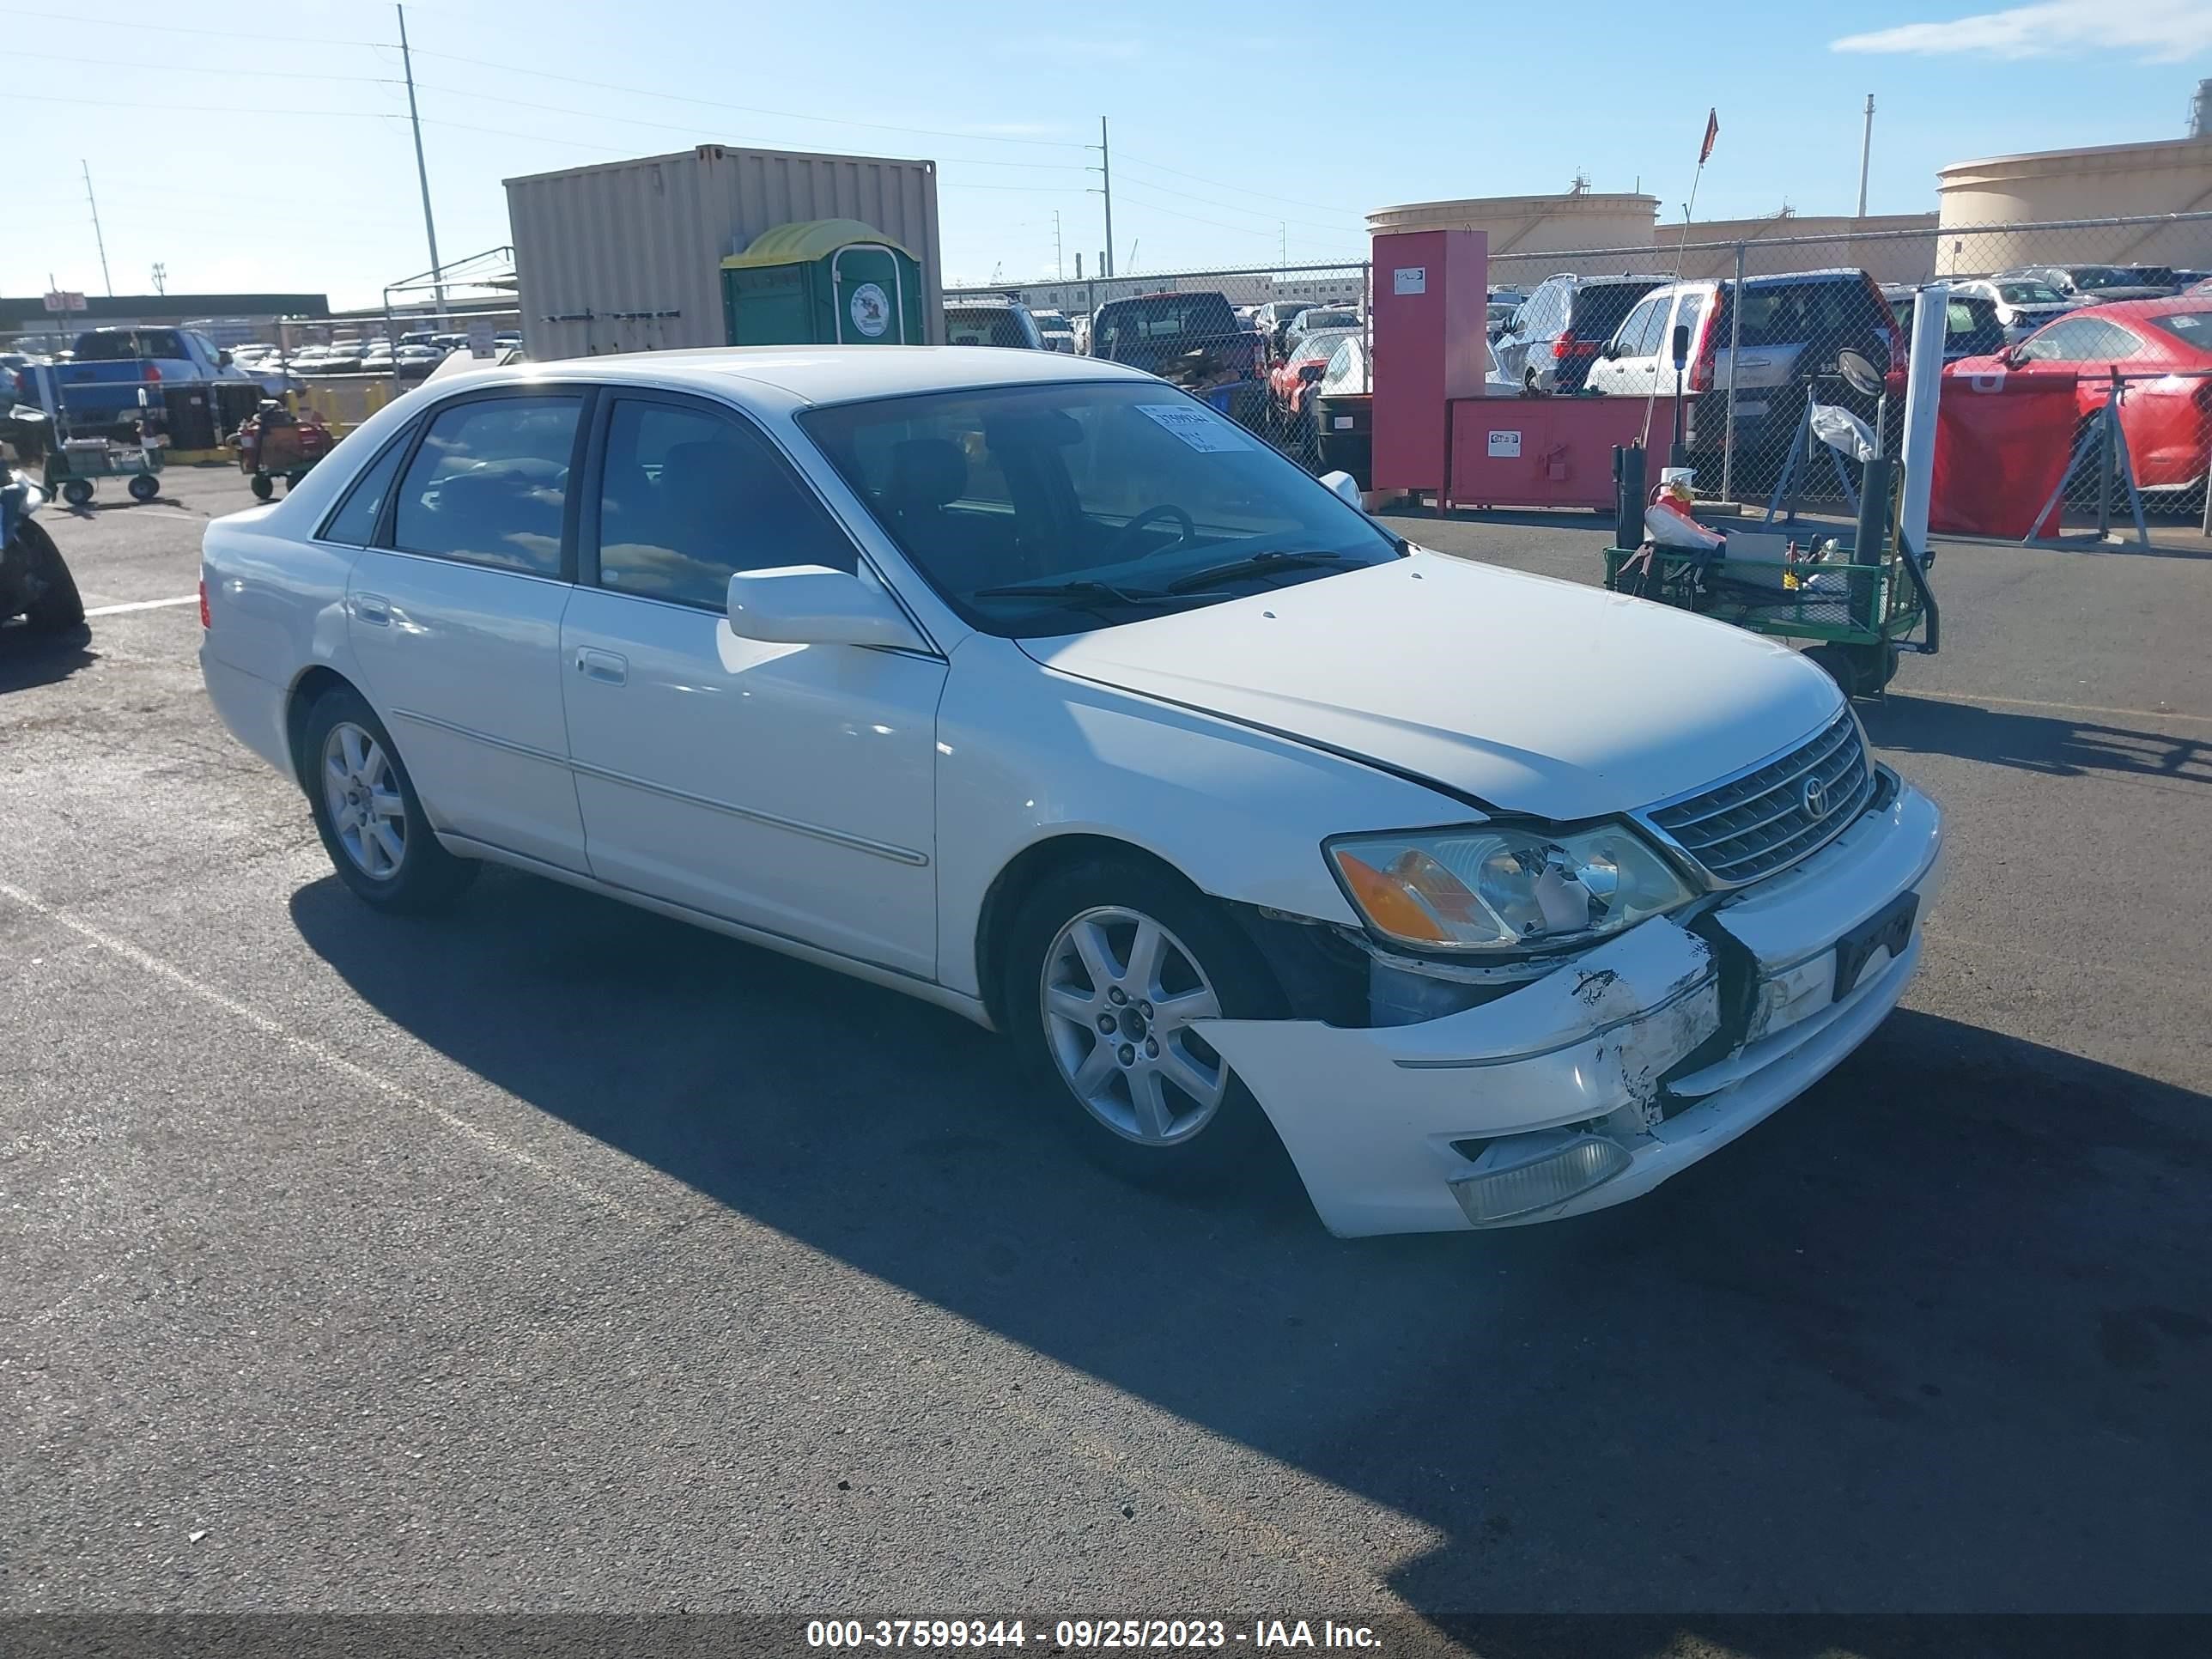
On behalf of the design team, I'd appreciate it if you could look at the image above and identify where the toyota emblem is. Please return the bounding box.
[1802,776,1828,818]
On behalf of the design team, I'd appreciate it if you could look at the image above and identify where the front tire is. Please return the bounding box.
[301,687,477,913]
[1004,856,1285,1188]
[13,520,84,632]
[127,473,160,502]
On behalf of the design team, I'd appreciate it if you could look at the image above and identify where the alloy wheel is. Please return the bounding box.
[321,721,407,880]
[1040,905,1228,1146]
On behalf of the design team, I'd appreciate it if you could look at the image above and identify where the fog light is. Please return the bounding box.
[1449,1133,1632,1224]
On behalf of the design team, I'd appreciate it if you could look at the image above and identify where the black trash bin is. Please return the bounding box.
[1313,391,1371,489]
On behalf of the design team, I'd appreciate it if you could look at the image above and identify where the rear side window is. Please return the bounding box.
[319,428,413,545]
[594,398,857,608]
[390,395,583,576]
[74,331,140,362]
[1095,295,1237,348]
[945,309,1030,349]
[2148,311,2212,345]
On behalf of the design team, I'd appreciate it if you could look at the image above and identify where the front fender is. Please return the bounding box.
[933,635,1472,1000]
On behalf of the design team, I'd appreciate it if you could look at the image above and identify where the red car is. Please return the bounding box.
[1944,296,2212,491]
[1267,326,1362,444]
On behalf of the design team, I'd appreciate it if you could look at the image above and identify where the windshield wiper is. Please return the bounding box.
[1164,550,1358,593]
[970,578,1194,606]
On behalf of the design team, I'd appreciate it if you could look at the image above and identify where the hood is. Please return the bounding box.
[1019,552,1844,823]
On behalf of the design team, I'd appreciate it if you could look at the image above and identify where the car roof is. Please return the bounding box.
[441,344,1154,405]
[2071,295,2212,323]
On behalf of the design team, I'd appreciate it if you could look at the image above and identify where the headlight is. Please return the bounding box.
[1327,823,1697,953]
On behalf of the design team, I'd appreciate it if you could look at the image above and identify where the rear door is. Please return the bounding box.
[1586,292,1670,396]
[345,386,591,872]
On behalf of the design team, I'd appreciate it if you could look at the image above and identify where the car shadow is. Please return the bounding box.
[1863,694,2212,786]
[289,868,2212,1620]
[0,622,95,690]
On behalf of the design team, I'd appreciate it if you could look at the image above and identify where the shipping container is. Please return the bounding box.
[505,144,944,361]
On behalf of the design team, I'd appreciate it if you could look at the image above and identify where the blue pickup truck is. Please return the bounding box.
[15,326,263,432]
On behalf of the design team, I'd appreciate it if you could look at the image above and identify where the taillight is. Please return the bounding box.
[143,364,161,382]
[198,578,210,629]
[1688,318,1717,393]
[1553,337,1569,360]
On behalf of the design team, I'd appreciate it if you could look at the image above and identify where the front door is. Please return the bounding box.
[345,388,590,872]
[559,392,943,978]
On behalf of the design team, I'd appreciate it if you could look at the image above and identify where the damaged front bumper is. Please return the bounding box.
[1194,777,1944,1237]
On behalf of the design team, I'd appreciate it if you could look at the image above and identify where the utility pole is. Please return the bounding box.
[82,161,112,296]
[150,261,167,296]
[1054,210,1063,281]
[1279,222,1287,276]
[1856,93,1875,219]
[396,4,447,320]
[1094,117,1115,278]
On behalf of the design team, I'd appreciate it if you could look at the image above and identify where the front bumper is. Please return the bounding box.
[1194,779,1943,1237]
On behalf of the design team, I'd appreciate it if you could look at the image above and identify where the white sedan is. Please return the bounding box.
[198,348,1942,1236]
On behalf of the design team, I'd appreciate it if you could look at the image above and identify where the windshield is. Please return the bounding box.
[2068,267,2133,291]
[799,380,1401,638]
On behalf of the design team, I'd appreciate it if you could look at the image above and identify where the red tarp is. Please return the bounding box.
[1929,368,2080,539]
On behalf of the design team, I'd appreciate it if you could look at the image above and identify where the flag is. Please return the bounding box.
[1699,108,1720,166]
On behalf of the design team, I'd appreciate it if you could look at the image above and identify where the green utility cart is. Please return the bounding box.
[721,220,924,347]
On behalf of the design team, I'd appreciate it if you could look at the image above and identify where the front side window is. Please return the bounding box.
[1611,296,1665,359]
[390,394,582,576]
[594,398,857,609]
[799,380,1401,638]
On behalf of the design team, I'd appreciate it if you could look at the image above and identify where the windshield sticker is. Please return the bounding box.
[1136,403,1249,452]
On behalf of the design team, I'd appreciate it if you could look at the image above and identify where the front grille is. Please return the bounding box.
[1644,712,1874,887]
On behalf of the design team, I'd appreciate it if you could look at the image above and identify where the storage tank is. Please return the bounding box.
[1681,212,1939,283]
[1365,192,1658,289]
[506,144,944,360]
[1936,137,2212,275]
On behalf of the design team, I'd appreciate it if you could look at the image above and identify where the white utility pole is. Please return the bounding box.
[82,162,112,296]
[396,5,447,320]
[1856,94,1875,218]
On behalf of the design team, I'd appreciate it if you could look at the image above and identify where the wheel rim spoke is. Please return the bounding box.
[1045,984,1097,1026]
[1071,1037,1118,1097]
[1158,1038,1225,1110]
[1123,918,1165,999]
[1068,917,1120,991]
[1127,1068,1174,1140]
[1149,986,1218,1028]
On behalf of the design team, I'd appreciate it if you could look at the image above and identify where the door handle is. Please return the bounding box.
[575,647,627,686]
[354,593,392,626]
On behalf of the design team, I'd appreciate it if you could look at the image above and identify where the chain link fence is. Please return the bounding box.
[946,262,1371,463]
[957,212,2212,536]
[1486,210,2212,532]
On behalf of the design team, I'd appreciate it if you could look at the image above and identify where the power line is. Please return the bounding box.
[1115,150,1372,222]
[1109,171,1365,236]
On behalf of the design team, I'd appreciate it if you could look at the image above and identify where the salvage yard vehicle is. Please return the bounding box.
[198,348,1942,1237]
[0,462,82,634]
[1088,291,1268,428]
[1494,272,1669,392]
[1945,297,2212,495]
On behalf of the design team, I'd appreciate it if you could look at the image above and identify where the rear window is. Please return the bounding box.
[945,308,1031,349]
[1566,282,1660,340]
[72,331,141,362]
[1095,295,1238,348]
[1722,277,1887,349]
[1996,281,2065,305]
[2148,312,2212,344]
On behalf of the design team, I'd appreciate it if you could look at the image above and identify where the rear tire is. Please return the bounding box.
[60,479,94,508]
[1003,855,1285,1190]
[300,686,477,914]
[127,472,160,502]
[14,520,85,633]
[249,472,274,501]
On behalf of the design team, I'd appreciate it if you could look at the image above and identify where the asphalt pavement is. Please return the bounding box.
[3,468,2209,1643]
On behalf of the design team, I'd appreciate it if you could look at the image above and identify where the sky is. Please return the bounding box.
[10,0,2212,311]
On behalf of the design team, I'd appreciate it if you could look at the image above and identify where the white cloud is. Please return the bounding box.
[1832,0,2212,63]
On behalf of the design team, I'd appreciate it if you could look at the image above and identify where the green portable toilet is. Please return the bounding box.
[720,219,924,346]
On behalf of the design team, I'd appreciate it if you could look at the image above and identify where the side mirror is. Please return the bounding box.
[725,565,925,650]
[217,349,234,368]
[1319,469,1363,507]
[1601,338,1623,361]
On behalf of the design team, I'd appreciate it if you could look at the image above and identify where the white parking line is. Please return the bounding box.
[0,878,647,1225]
[83,594,201,617]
